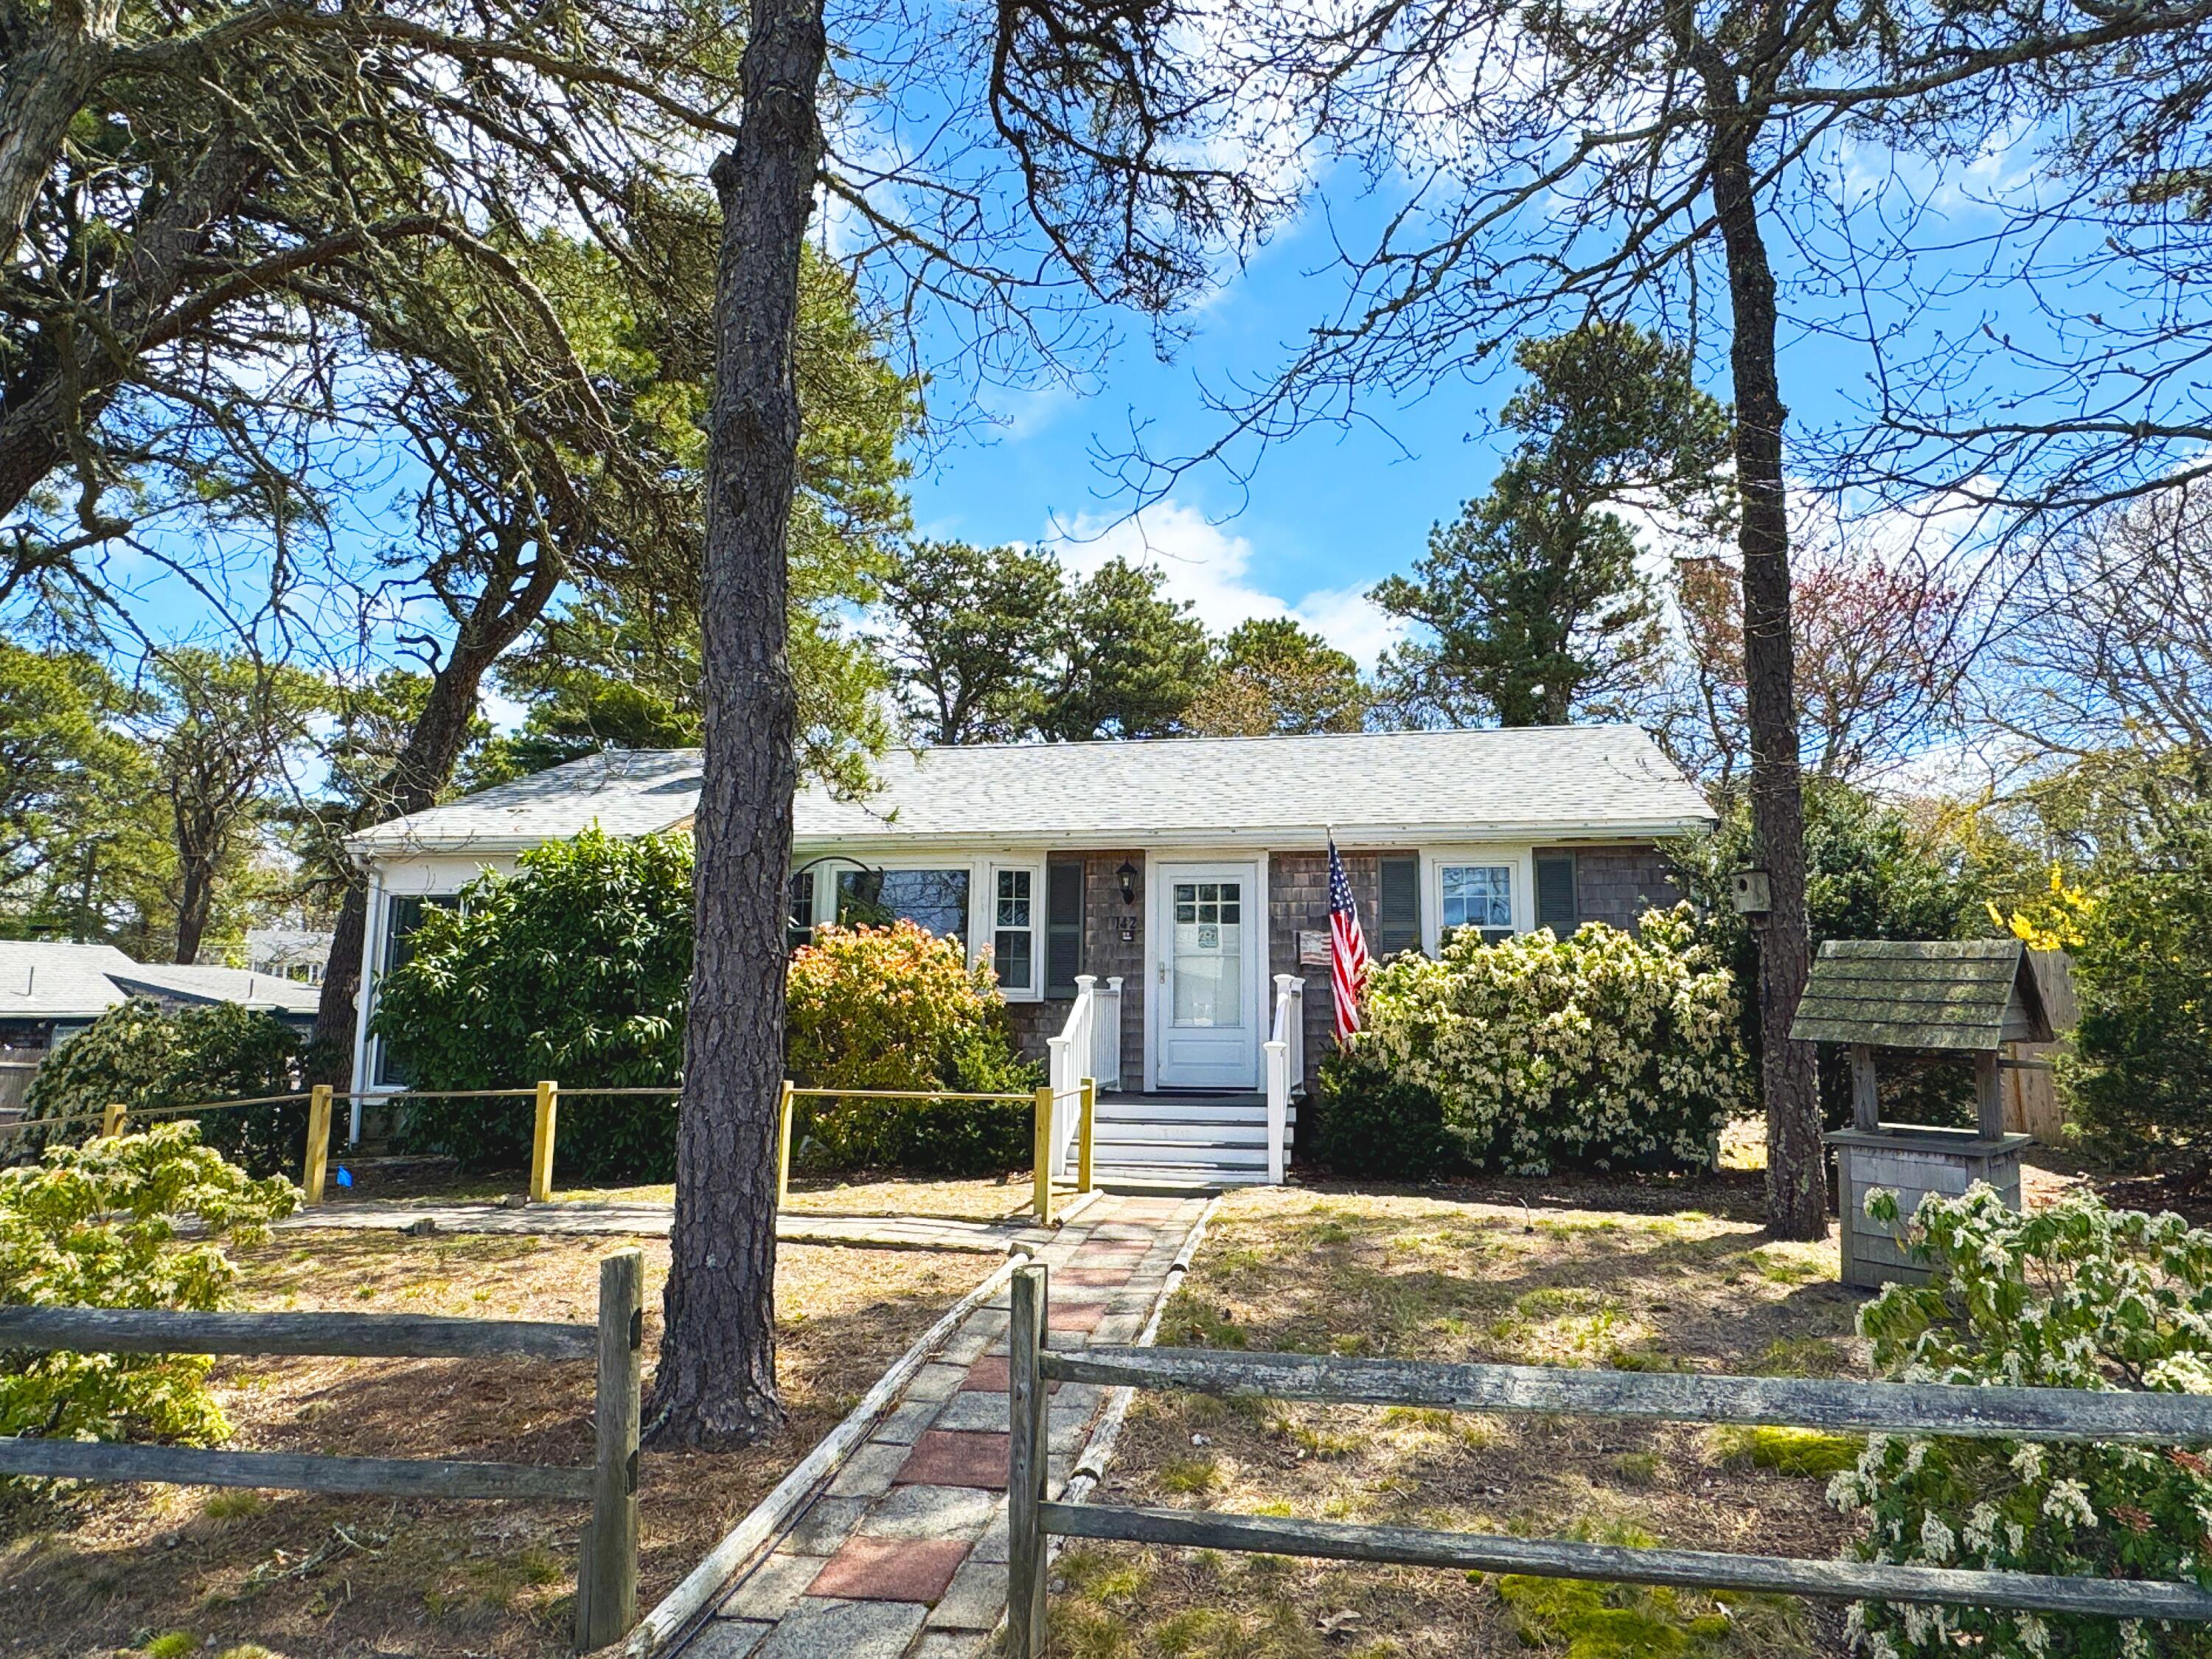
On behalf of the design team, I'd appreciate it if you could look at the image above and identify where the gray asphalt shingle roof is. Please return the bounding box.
[349,726,1712,856]
[0,942,320,1022]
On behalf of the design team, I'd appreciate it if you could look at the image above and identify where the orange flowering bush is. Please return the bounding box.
[785,922,1038,1172]
[786,920,1006,1089]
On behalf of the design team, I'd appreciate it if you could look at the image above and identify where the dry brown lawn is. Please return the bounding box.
[0,1230,988,1659]
[316,1157,1032,1225]
[1055,1181,1869,1659]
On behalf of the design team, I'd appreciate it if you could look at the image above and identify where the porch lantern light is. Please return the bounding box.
[1116,860,1139,906]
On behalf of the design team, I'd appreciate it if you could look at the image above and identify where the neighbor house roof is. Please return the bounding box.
[347,726,1714,858]
[1789,938,2053,1054]
[0,941,321,1025]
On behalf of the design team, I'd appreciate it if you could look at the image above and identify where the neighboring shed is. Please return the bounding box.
[1791,939,2051,1290]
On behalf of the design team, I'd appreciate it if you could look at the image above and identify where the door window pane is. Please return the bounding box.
[1171,880,1242,1027]
[836,868,971,940]
[1440,865,1514,944]
[994,869,1034,991]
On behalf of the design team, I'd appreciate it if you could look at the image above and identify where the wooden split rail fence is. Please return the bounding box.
[0,1249,645,1654]
[778,1079,1096,1222]
[1002,1262,2212,1654]
[3,1076,1100,1222]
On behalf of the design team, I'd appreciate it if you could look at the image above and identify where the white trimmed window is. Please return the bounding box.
[1439,863,1514,944]
[835,866,973,942]
[991,867,1040,995]
[787,870,817,952]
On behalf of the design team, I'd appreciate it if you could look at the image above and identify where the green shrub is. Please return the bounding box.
[1,1122,297,1447]
[1834,1187,2212,1658]
[24,999,305,1177]
[372,828,693,1180]
[1672,779,1990,1130]
[2065,803,2212,1172]
[1348,905,1747,1175]
[786,921,1039,1174]
[1309,1054,1459,1180]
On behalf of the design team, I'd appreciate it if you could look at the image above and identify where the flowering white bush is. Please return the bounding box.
[1833,1186,2212,1658]
[1344,905,1748,1174]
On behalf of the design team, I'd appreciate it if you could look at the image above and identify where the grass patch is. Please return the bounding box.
[1749,1338,1850,1379]
[1498,1573,1732,1657]
[201,1491,265,1522]
[1708,1426,1864,1479]
[1060,1186,1854,1657]
[141,1636,196,1658]
[1158,1454,1223,1495]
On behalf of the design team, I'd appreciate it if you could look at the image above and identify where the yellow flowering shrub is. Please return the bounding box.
[1346,905,1750,1174]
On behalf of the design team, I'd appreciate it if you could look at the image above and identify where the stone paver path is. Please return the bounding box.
[678,1191,1210,1659]
[278,1199,1032,1254]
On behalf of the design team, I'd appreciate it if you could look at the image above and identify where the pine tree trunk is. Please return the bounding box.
[1708,117,1824,1241]
[173,851,213,964]
[645,0,824,1447]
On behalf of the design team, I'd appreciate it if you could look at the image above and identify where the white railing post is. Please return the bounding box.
[1096,976,1123,1089]
[1264,1038,1288,1184]
[1265,973,1304,1186]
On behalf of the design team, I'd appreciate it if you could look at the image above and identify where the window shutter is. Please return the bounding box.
[1536,854,1578,936]
[1377,855,1421,957]
[1046,858,1085,998]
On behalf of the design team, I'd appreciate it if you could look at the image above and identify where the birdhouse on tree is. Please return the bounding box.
[1791,938,2055,1289]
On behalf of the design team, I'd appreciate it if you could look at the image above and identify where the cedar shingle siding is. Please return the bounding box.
[1555,845,1682,933]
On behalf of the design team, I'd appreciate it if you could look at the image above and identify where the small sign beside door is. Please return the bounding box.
[1298,929,1330,967]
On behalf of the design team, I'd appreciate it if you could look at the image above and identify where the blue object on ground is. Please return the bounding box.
[335,1166,353,1188]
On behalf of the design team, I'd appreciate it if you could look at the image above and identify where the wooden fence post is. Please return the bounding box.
[1032,1085,1054,1225]
[576,1248,643,1652]
[776,1079,796,1209]
[1007,1260,1049,1659]
[302,1085,333,1206]
[530,1080,559,1205]
[1078,1078,1096,1194]
[102,1102,126,1138]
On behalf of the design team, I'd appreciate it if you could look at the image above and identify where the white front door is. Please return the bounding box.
[1150,860,1263,1090]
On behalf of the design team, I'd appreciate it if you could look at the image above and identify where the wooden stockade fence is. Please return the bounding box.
[0,1248,644,1653]
[1002,1262,2212,1655]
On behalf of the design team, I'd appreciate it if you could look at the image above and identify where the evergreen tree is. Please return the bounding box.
[871,540,1064,744]
[1189,618,1367,736]
[1373,323,1729,727]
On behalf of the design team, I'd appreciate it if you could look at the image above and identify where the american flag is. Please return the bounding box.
[1328,839,1370,1043]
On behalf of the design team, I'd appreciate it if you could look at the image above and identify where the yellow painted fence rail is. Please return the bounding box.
[5,1075,1102,1221]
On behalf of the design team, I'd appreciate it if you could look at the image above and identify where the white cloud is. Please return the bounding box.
[1046,499,1404,669]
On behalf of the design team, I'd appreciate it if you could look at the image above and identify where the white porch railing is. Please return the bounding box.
[1262,973,1306,1183]
[1046,975,1123,1178]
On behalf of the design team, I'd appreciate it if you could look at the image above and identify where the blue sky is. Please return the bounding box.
[891,157,1964,675]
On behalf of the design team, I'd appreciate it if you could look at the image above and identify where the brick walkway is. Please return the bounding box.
[277,1200,1034,1254]
[677,1192,1211,1659]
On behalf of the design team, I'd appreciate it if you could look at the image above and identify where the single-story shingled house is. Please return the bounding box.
[345,726,1714,1181]
[0,939,321,1048]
